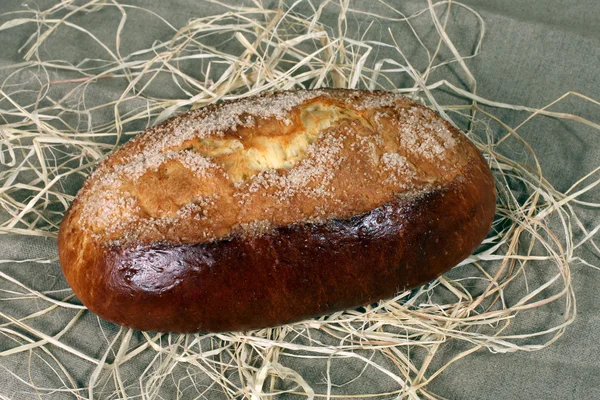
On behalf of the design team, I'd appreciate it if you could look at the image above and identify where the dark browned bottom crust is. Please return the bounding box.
[59,152,495,333]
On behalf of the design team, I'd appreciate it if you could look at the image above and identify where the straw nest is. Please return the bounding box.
[0,1,598,398]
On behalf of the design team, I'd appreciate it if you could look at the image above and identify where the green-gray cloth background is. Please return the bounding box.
[0,1,599,399]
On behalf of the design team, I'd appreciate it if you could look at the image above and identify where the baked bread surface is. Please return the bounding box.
[58,89,496,332]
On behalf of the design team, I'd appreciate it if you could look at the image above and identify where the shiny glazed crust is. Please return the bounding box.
[58,89,496,333]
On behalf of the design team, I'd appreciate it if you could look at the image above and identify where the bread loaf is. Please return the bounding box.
[58,89,496,333]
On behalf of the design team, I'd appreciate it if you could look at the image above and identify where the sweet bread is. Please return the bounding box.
[58,89,496,333]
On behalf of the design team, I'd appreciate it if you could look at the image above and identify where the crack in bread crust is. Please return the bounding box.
[173,103,365,182]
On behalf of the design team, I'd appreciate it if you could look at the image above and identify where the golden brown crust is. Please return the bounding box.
[66,90,469,245]
[58,89,496,333]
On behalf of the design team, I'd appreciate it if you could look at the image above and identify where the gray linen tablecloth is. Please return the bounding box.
[0,1,598,398]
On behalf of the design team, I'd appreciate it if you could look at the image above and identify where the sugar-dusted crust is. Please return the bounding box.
[58,89,496,333]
